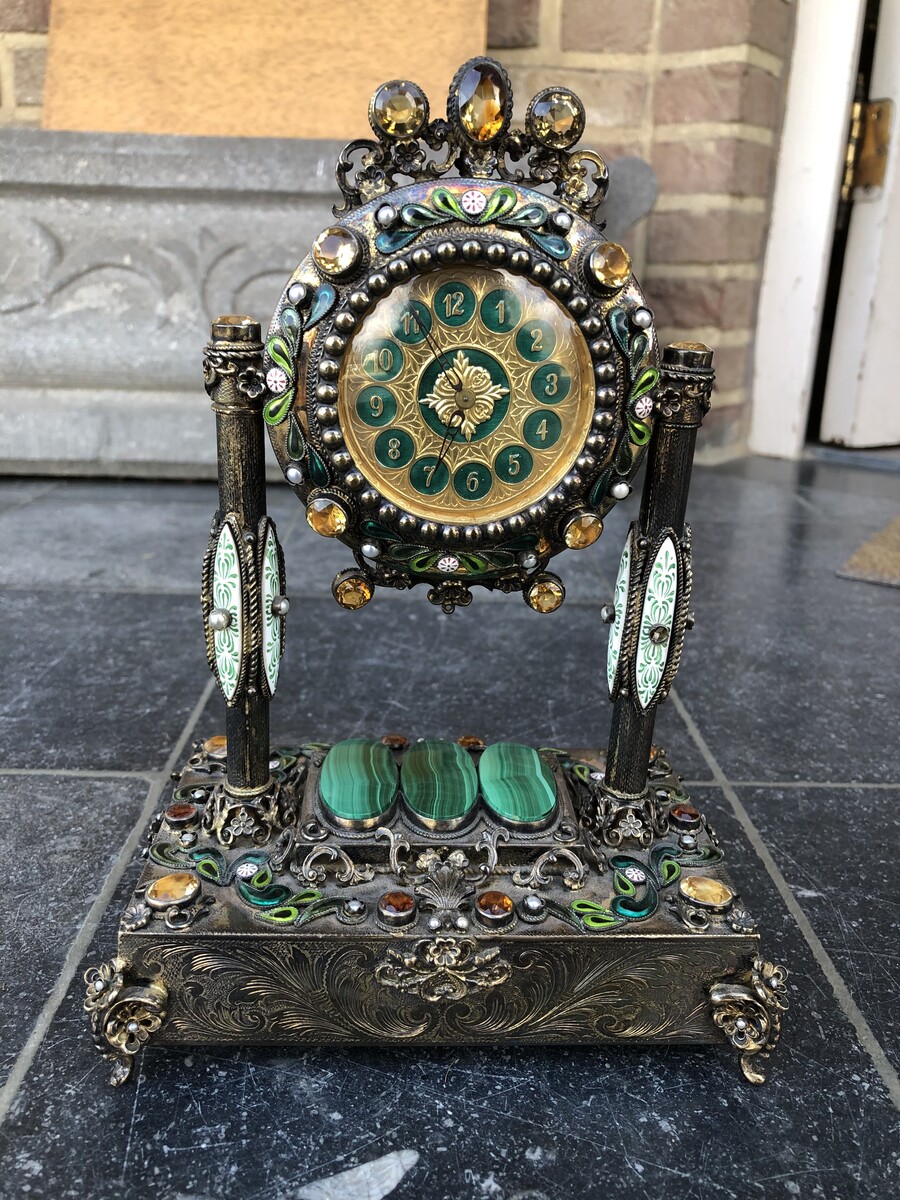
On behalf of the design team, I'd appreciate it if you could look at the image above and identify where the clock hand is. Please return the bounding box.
[418,317,463,392]
[432,408,464,476]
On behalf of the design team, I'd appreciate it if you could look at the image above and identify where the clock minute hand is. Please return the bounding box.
[432,409,463,477]
[419,319,463,392]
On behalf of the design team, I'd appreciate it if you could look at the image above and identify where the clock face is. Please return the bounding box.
[338,266,594,524]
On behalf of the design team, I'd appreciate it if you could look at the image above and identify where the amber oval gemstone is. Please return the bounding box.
[679,875,734,909]
[526,575,565,613]
[312,226,360,277]
[589,242,632,291]
[670,803,701,827]
[476,890,514,917]
[382,733,409,750]
[457,62,507,142]
[145,872,199,909]
[381,890,415,916]
[165,802,198,825]
[529,90,583,149]
[202,734,228,758]
[333,574,374,610]
[457,734,485,751]
[371,81,428,139]
[307,497,348,538]
[564,512,603,550]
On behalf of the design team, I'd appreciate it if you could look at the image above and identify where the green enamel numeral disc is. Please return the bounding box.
[523,409,562,449]
[355,385,397,427]
[374,428,414,469]
[494,444,533,484]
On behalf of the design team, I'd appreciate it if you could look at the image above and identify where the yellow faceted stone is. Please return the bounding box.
[458,64,506,142]
[530,91,581,149]
[535,536,552,556]
[334,575,374,610]
[146,872,199,909]
[202,734,227,758]
[589,242,632,291]
[372,81,427,139]
[526,577,565,613]
[564,513,603,549]
[306,497,348,538]
[679,875,734,908]
[312,227,360,277]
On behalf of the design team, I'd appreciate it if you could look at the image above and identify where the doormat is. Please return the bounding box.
[838,515,900,588]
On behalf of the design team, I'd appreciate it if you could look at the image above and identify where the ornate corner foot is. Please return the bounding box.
[709,955,789,1084]
[84,956,168,1087]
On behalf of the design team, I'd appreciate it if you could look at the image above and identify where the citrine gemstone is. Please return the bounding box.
[380,890,415,916]
[306,497,348,538]
[536,536,552,555]
[146,872,199,909]
[371,81,427,139]
[165,802,198,825]
[479,742,558,827]
[457,63,506,142]
[589,242,632,291]
[457,734,485,750]
[381,732,409,750]
[312,226,360,277]
[333,574,374,610]
[564,512,603,549]
[529,90,582,149]
[670,803,701,827]
[319,738,398,827]
[679,875,734,908]
[526,576,565,613]
[476,890,514,917]
[202,734,227,758]
[401,739,479,828]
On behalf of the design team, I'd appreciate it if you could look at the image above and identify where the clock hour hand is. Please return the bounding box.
[432,408,463,476]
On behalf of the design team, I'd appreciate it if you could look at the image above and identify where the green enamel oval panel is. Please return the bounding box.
[401,740,478,825]
[319,738,398,825]
[479,742,558,826]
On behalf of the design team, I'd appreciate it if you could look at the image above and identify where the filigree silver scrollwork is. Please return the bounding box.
[375,826,411,876]
[84,957,168,1087]
[411,848,475,930]
[512,847,588,891]
[471,826,510,875]
[202,780,290,848]
[297,843,375,887]
[375,936,511,1002]
[709,956,789,1084]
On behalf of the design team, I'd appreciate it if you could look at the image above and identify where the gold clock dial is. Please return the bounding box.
[337,266,595,523]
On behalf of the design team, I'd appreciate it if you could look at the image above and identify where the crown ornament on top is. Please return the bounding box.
[334,57,609,222]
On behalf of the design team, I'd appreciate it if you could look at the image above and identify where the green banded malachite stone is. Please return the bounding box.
[401,739,479,826]
[479,742,558,826]
[319,738,398,826]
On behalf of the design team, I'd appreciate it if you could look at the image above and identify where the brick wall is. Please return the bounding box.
[490,0,796,458]
[2,0,795,459]
[0,1,47,122]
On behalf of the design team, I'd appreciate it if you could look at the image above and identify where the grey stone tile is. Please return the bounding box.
[1,791,897,1199]
[0,774,148,1087]
[0,478,60,517]
[736,784,900,1074]
[0,589,208,770]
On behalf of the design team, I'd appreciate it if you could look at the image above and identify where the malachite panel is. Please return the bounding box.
[607,531,632,696]
[260,523,281,697]
[319,739,398,826]
[479,742,558,826]
[212,522,243,703]
[635,536,679,710]
[401,740,479,826]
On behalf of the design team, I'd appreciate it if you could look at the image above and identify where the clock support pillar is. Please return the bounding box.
[203,315,272,798]
[603,341,715,799]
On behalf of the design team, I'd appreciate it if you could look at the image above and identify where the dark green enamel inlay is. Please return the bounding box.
[479,742,558,825]
[319,738,398,825]
[401,739,478,825]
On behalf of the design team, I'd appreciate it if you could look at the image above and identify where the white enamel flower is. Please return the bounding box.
[424,351,508,441]
[461,189,487,215]
[437,555,460,574]
[634,395,654,420]
[266,366,289,395]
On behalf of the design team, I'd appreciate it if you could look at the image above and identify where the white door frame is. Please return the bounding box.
[749,0,868,459]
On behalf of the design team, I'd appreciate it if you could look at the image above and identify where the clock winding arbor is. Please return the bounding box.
[85,60,788,1088]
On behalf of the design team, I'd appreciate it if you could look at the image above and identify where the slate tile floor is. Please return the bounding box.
[0,455,898,1200]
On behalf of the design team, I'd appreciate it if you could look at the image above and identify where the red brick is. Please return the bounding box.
[660,0,794,57]
[646,274,760,330]
[653,137,775,196]
[647,209,768,264]
[0,0,49,32]
[487,0,540,48]
[654,62,782,127]
[13,46,45,105]
[561,0,655,53]
[509,64,647,129]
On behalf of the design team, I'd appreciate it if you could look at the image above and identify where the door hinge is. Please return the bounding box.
[841,98,893,203]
